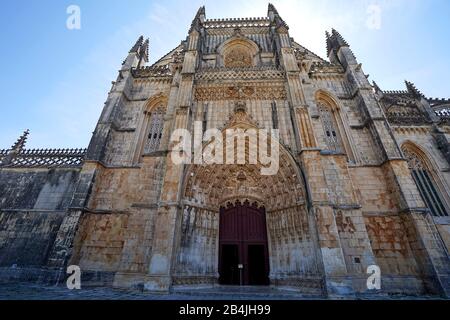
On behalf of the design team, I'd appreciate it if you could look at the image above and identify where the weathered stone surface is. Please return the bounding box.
[0,4,449,298]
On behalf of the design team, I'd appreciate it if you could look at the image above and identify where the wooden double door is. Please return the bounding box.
[219,200,270,286]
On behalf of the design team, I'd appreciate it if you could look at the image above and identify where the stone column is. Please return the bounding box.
[144,107,190,292]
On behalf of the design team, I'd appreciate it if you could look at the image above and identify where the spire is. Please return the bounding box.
[139,38,149,63]
[268,3,289,30]
[122,36,147,69]
[326,28,351,57]
[189,6,206,33]
[405,80,424,99]
[11,129,29,152]
[325,31,332,56]
[331,28,349,47]
[129,35,144,53]
[268,3,279,16]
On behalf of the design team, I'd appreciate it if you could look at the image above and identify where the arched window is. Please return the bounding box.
[402,145,448,217]
[318,102,343,153]
[143,105,165,154]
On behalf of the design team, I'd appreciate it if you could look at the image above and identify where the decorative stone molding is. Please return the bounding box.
[132,65,173,78]
[195,83,287,101]
[203,17,270,29]
[0,148,86,168]
[196,67,285,81]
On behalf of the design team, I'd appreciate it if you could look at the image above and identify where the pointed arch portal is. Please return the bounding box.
[219,200,269,286]
[173,112,323,289]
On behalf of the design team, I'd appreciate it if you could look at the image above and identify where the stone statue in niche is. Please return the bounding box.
[224,46,253,68]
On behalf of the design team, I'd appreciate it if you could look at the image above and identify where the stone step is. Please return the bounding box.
[172,286,325,300]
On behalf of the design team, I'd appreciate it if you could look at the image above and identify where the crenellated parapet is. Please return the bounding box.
[203,17,271,29]
[0,148,87,168]
[0,130,86,168]
[376,80,450,127]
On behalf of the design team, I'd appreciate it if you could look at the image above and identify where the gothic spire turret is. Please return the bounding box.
[325,31,332,56]
[326,28,349,56]
[405,80,424,99]
[189,6,206,33]
[11,129,29,152]
[129,35,144,53]
[139,38,149,65]
[122,35,147,69]
[268,3,279,16]
[268,3,289,30]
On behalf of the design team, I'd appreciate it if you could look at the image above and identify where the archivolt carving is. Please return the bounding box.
[183,146,305,211]
[144,93,168,113]
[225,46,253,68]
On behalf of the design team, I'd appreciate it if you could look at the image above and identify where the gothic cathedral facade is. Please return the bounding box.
[1,5,449,297]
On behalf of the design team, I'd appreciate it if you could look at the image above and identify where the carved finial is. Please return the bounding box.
[11,129,29,152]
[268,3,288,30]
[129,35,144,53]
[140,38,149,62]
[331,28,349,47]
[405,80,424,99]
[234,101,247,114]
[233,27,243,37]
[189,6,206,33]
[325,31,332,56]
[326,28,351,58]
[372,81,382,93]
[268,3,279,16]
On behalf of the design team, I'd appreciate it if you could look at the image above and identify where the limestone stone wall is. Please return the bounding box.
[0,211,66,268]
[70,156,165,275]
[0,168,80,271]
[0,169,80,211]
[365,215,421,275]
[173,205,219,284]
[70,213,127,272]
[349,167,399,214]
[267,206,322,291]
[2,5,448,297]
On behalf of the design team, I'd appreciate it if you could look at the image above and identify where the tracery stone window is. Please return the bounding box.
[318,102,343,153]
[402,146,448,217]
[144,105,164,154]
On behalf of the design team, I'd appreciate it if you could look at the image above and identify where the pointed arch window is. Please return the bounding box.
[143,105,165,154]
[402,146,448,217]
[318,102,343,153]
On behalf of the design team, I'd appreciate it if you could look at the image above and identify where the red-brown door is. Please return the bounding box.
[219,200,269,286]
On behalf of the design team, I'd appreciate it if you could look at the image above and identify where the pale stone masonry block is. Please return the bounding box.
[1,4,449,298]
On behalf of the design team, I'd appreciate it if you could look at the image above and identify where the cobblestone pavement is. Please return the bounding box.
[0,283,446,300]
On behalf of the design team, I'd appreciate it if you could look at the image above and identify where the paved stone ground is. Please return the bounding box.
[0,283,446,300]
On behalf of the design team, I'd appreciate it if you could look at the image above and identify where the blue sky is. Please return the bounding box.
[1,0,449,148]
